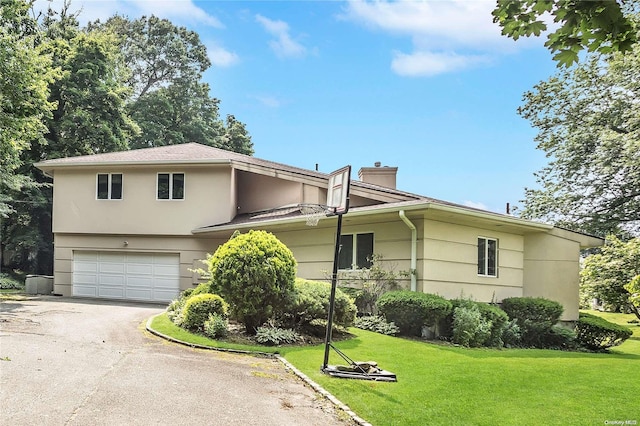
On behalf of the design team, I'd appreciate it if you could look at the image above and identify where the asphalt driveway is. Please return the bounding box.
[0,296,353,425]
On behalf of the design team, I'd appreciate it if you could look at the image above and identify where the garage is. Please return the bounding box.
[73,251,180,302]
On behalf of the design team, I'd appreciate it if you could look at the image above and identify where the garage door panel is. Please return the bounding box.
[153,289,178,302]
[98,274,125,286]
[126,288,152,300]
[126,263,153,275]
[127,276,154,287]
[154,277,180,290]
[73,285,98,297]
[73,251,179,302]
[99,263,126,274]
[98,286,125,299]
[73,273,98,285]
[154,264,180,276]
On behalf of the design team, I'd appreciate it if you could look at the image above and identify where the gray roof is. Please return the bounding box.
[35,142,426,200]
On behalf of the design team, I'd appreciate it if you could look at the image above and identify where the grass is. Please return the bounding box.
[152,310,640,425]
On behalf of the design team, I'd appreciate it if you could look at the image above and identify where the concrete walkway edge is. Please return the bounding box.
[145,314,372,426]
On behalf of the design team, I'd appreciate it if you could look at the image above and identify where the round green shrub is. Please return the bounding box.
[182,293,228,331]
[501,297,564,347]
[207,230,297,334]
[284,278,356,328]
[576,312,633,351]
[377,291,452,336]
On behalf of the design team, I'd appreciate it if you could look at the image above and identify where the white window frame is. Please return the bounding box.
[96,173,123,200]
[338,232,374,270]
[156,172,185,201]
[477,236,498,277]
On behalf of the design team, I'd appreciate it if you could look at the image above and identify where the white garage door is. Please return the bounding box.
[73,251,180,302]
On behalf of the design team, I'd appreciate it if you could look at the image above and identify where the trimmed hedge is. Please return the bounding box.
[502,297,564,348]
[182,293,228,331]
[576,312,633,351]
[377,291,452,336]
[440,299,509,347]
[284,278,356,328]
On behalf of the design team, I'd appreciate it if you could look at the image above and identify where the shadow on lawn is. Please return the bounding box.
[331,333,640,361]
[423,341,640,360]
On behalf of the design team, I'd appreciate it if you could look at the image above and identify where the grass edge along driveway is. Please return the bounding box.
[150,311,640,426]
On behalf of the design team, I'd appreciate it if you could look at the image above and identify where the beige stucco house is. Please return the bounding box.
[35,143,602,320]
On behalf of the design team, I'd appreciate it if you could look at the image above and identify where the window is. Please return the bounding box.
[157,173,185,200]
[478,237,497,277]
[97,173,122,200]
[338,233,374,269]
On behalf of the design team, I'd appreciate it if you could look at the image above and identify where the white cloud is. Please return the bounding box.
[255,14,307,58]
[463,200,489,211]
[129,0,224,28]
[341,0,540,77]
[207,43,239,67]
[34,0,223,28]
[255,95,282,108]
[392,51,490,77]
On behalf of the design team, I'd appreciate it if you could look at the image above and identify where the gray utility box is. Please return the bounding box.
[25,275,54,295]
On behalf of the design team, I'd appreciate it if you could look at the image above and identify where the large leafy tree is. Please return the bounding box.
[0,0,57,272]
[91,15,253,154]
[89,15,210,100]
[581,236,640,319]
[3,2,137,274]
[492,0,638,67]
[518,42,640,237]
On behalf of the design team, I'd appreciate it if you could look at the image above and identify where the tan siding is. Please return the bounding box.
[421,219,525,302]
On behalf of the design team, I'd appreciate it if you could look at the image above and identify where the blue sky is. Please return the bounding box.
[42,0,560,213]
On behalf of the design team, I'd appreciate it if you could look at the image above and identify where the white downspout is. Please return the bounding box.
[399,210,417,292]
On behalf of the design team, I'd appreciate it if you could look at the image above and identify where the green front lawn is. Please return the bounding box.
[150,311,640,426]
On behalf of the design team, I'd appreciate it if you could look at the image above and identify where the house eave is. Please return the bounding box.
[192,200,554,235]
[34,158,233,174]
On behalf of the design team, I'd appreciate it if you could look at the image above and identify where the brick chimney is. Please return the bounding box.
[358,162,398,189]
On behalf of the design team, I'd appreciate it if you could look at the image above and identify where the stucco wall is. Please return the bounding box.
[523,232,581,321]
[421,220,525,302]
[52,165,232,235]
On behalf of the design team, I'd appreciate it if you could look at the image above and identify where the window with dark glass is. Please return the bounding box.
[338,233,374,269]
[157,173,184,200]
[478,237,497,277]
[97,173,122,200]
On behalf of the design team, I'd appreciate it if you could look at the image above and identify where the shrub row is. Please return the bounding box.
[377,290,452,336]
[282,278,356,329]
[576,312,633,351]
[365,293,631,352]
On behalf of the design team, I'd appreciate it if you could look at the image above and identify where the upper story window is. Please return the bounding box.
[97,173,122,200]
[478,237,497,277]
[157,173,185,200]
[339,233,374,270]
